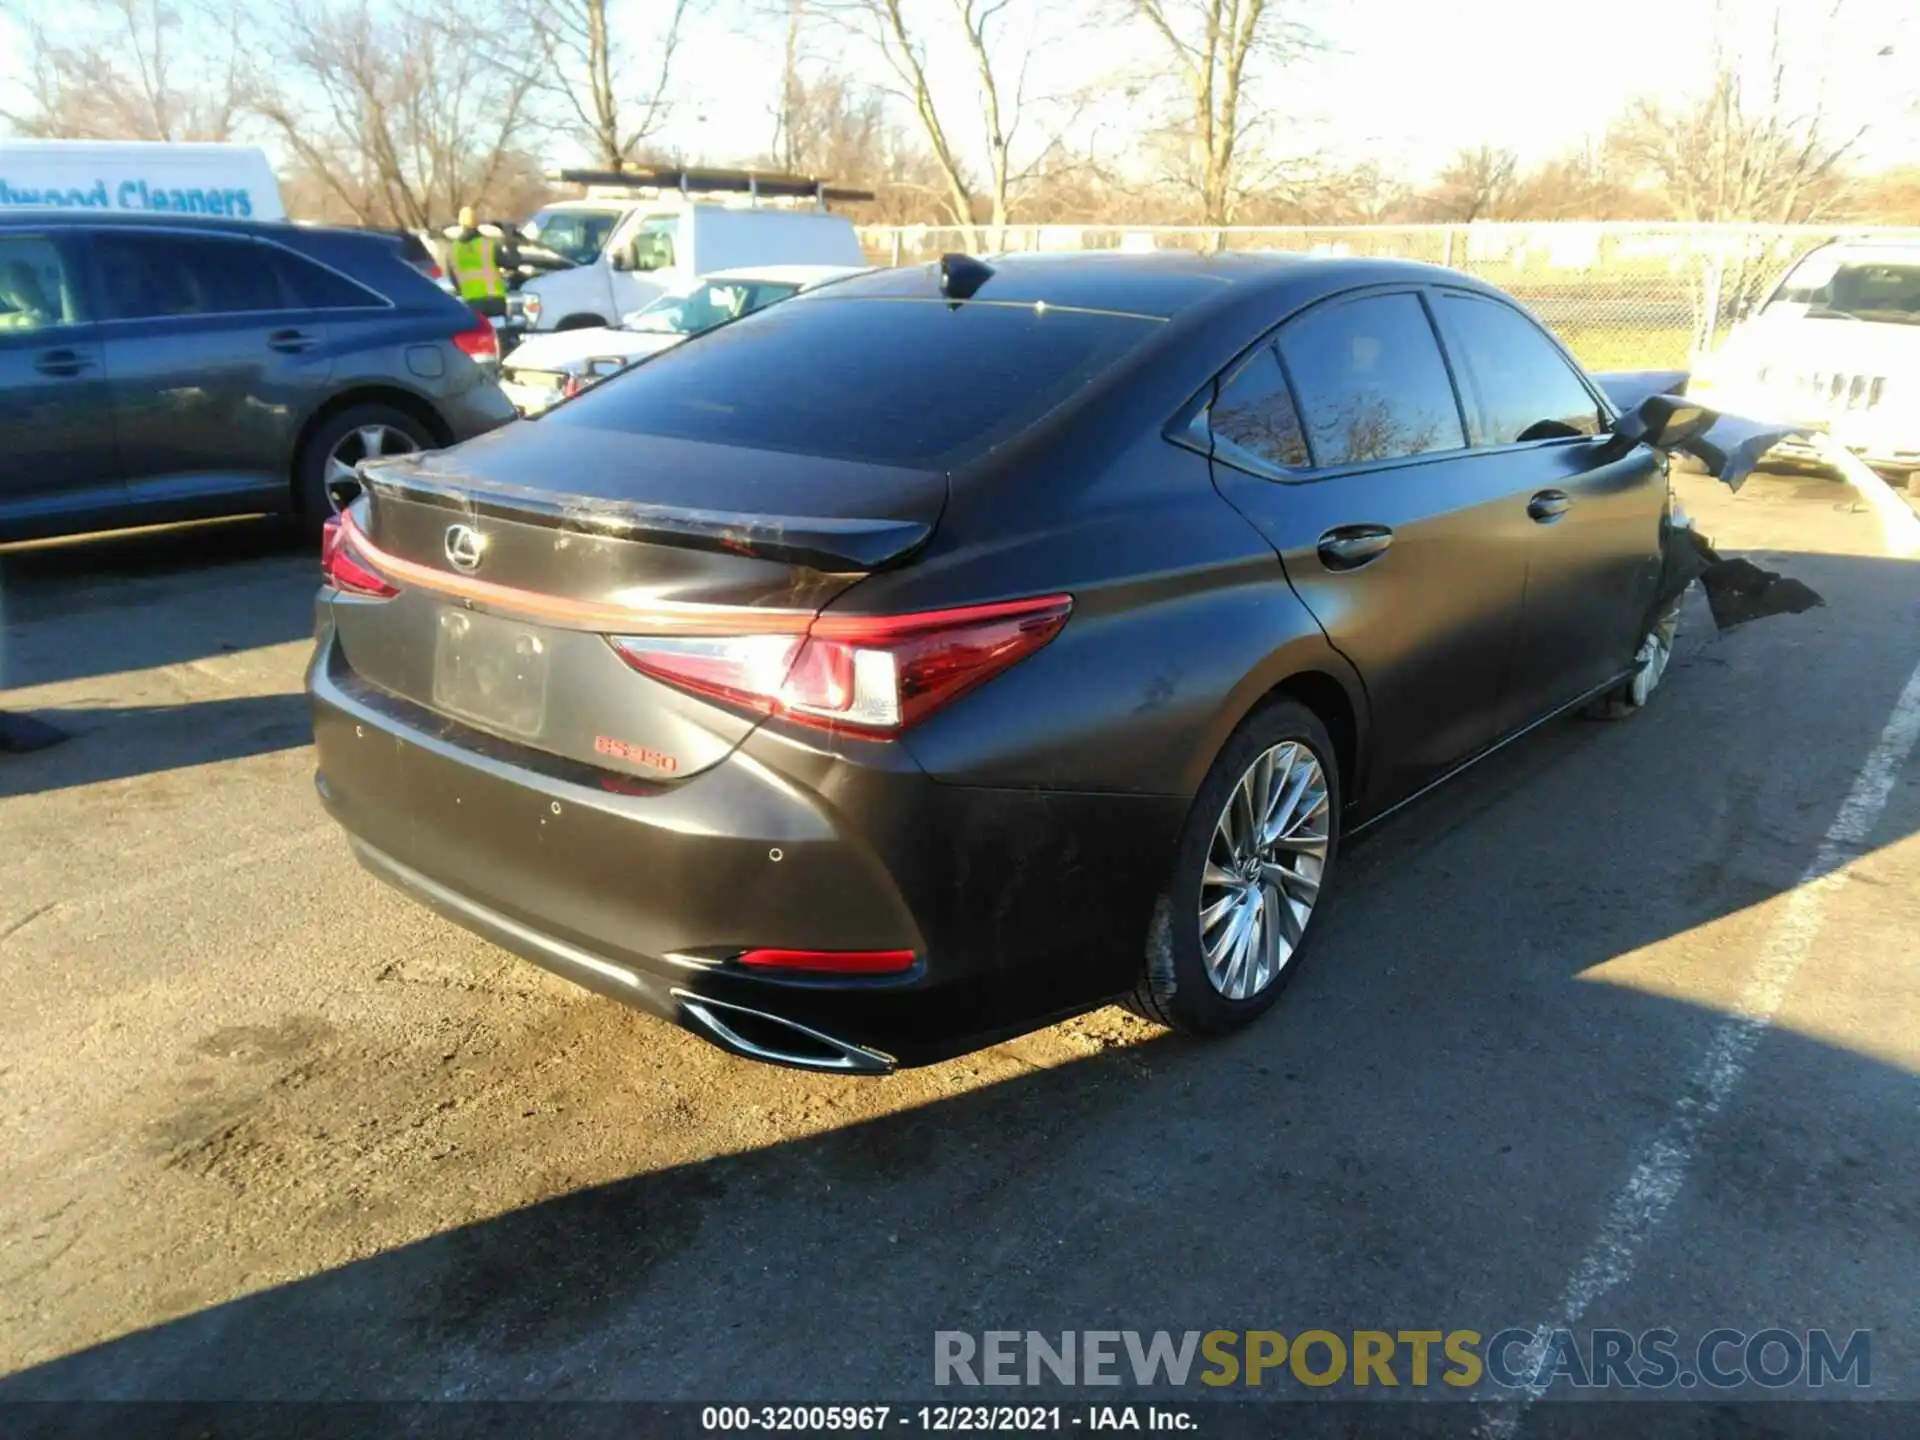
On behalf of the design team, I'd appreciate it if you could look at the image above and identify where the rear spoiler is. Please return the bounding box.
[359,467,932,573]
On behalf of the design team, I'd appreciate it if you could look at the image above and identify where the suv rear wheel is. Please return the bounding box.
[296,403,432,526]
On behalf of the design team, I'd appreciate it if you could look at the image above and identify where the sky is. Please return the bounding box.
[1,0,1914,185]
[657,0,1919,181]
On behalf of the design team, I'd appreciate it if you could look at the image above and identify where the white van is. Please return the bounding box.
[518,200,867,332]
[0,140,284,222]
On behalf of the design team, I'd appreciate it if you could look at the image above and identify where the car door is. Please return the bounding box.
[0,227,120,533]
[1429,288,1666,729]
[1203,288,1538,813]
[84,227,331,511]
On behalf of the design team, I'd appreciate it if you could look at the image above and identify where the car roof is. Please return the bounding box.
[699,263,872,288]
[0,210,377,244]
[815,249,1482,320]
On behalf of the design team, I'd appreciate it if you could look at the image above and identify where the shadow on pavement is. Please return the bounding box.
[0,695,311,798]
[1,551,1915,1419]
[0,518,314,690]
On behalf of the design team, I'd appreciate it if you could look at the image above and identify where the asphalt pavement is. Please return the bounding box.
[1,472,1916,1432]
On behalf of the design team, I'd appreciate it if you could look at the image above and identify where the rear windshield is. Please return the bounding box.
[542,296,1164,467]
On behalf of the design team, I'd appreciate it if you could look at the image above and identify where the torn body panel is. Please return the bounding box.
[1594,369,1691,413]
[1589,383,1828,631]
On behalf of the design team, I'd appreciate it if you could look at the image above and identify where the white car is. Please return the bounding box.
[1689,240,1920,486]
[501,263,869,415]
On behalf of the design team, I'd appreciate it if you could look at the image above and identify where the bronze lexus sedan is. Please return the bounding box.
[308,252,1715,1072]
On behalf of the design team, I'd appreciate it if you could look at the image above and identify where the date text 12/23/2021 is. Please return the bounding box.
[701,1407,1188,1432]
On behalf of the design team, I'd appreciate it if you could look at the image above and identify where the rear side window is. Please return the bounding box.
[0,234,82,333]
[1436,293,1602,444]
[1278,293,1466,467]
[1211,345,1308,469]
[275,249,386,310]
[546,297,1163,468]
[90,232,285,320]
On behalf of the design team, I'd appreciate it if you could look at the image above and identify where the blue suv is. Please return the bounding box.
[0,212,516,541]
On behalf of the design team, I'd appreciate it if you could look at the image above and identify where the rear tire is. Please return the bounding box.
[294,403,433,530]
[1131,700,1341,1037]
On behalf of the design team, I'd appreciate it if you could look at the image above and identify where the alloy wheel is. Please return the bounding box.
[324,425,419,513]
[1199,740,1331,1001]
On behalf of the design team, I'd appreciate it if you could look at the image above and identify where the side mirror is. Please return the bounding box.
[1610,393,1716,454]
[608,249,633,272]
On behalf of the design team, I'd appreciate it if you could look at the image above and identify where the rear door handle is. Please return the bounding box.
[1317,525,1394,570]
[34,348,90,377]
[1528,489,1572,522]
[268,329,317,354]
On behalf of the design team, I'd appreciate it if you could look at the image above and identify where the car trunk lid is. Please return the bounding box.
[328,422,945,781]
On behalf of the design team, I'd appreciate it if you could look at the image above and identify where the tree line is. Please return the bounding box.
[6,0,1916,239]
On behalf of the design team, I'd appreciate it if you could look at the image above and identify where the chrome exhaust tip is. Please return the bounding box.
[673,991,895,1075]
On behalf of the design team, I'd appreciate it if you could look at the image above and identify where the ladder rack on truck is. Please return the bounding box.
[551,167,875,211]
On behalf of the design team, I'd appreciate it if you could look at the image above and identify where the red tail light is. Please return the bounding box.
[321,515,399,598]
[737,948,916,974]
[452,314,498,362]
[610,594,1072,735]
[562,372,584,398]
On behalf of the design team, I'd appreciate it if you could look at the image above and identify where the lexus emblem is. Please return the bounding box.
[444,524,487,573]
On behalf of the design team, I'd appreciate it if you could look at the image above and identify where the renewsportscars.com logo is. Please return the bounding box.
[934,1329,1871,1392]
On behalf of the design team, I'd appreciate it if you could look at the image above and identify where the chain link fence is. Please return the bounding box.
[857,223,1920,372]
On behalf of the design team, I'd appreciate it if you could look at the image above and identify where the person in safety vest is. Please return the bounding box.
[445,205,507,317]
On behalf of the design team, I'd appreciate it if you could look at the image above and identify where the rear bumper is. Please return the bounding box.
[309,626,1184,1068]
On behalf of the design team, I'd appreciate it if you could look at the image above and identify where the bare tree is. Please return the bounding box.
[3,0,252,142]
[814,0,1061,248]
[756,52,958,227]
[1425,145,1519,222]
[255,1,540,231]
[515,0,692,171]
[1612,2,1865,222]
[1130,0,1317,227]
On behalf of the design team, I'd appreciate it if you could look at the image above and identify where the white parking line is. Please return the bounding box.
[1809,433,1920,559]
[1480,653,1920,1434]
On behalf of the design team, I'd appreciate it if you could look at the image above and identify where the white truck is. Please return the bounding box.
[514,168,872,333]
